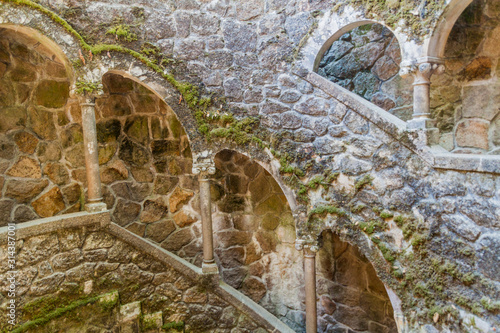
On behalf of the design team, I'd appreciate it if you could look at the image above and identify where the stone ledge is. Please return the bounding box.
[301,70,500,175]
[217,282,296,333]
[433,152,500,174]
[107,223,295,333]
[0,211,110,243]
[106,222,201,282]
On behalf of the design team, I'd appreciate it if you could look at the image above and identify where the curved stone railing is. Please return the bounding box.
[296,70,500,175]
[0,211,295,333]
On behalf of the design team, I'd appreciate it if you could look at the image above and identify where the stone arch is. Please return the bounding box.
[0,3,208,161]
[0,24,74,82]
[429,0,500,153]
[89,71,201,261]
[316,229,404,333]
[315,21,413,120]
[425,0,475,59]
[0,25,79,223]
[211,149,305,331]
[313,20,401,73]
[295,6,420,74]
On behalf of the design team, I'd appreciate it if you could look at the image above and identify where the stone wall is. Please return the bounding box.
[0,223,270,332]
[317,24,413,121]
[317,231,397,333]
[212,150,305,331]
[431,0,500,153]
[0,31,79,225]
[0,0,499,331]
[89,73,202,263]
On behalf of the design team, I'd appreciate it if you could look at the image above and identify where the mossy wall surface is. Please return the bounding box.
[0,0,499,331]
[0,225,269,332]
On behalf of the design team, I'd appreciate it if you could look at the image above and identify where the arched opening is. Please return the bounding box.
[317,230,399,332]
[212,149,304,330]
[0,26,76,224]
[316,22,413,121]
[92,72,198,260]
[430,0,500,153]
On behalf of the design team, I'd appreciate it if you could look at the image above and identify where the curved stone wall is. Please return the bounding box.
[317,231,397,333]
[212,150,305,331]
[0,0,499,331]
[0,31,78,225]
[317,23,413,121]
[431,0,500,153]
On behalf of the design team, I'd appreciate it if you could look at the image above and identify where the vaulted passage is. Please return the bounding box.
[317,231,398,333]
[430,0,500,153]
[0,28,73,224]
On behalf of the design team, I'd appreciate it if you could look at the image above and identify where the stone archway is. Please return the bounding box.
[0,26,78,224]
[315,22,413,121]
[316,230,399,333]
[429,0,500,153]
[211,149,306,331]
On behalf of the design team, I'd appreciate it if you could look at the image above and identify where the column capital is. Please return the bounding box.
[295,238,319,254]
[400,58,445,83]
[192,160,216,177]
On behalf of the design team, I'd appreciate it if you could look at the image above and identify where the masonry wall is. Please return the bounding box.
[0,31,80,225]
[0,223,270,332]
[431,0,500,153]
[317,23,414,121]
[317,232,397,333]
[212,150,305,331]
[0,0,499,331]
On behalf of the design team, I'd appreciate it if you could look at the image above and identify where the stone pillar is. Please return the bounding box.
[404,59,445,145]
[80,96,106,213]
[296,239,318,333]
[193,161,218,274]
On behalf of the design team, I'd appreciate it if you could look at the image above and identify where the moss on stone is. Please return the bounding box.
[354,174,373,191]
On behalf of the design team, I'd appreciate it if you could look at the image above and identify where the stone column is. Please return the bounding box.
[193,161,218,274]
[296,239,318,333]
[80,96,106,213]
[404,59,445,145]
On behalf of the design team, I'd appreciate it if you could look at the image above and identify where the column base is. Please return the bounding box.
[85,202,107,213]
[202,262,219,274]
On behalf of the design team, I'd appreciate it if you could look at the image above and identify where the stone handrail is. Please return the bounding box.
[0,211,295,333]
[298,70,500,175]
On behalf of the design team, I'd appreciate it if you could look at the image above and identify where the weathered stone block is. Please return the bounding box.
[119,138,150,167]
[28,107,57,140]
[162,228,194,251]
[455,118,489,150]
[112,199,141,226]
[97,94,132,118]
[34,80,69,108]
[222,21,257,53]
[14,131,39,154]
[7,156,41,178]
[44,162,70,185]
[31,187,65,218]
[169,187,194,213]
[141,198,169,223]
[6,179,48,203]
[145,219,176,243]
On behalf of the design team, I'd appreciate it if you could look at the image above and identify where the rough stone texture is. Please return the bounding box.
[0,1,500,332]
[431,0,500,152]
[318,24,406,118]
[0,226,269,332]
[211,150,305,329]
